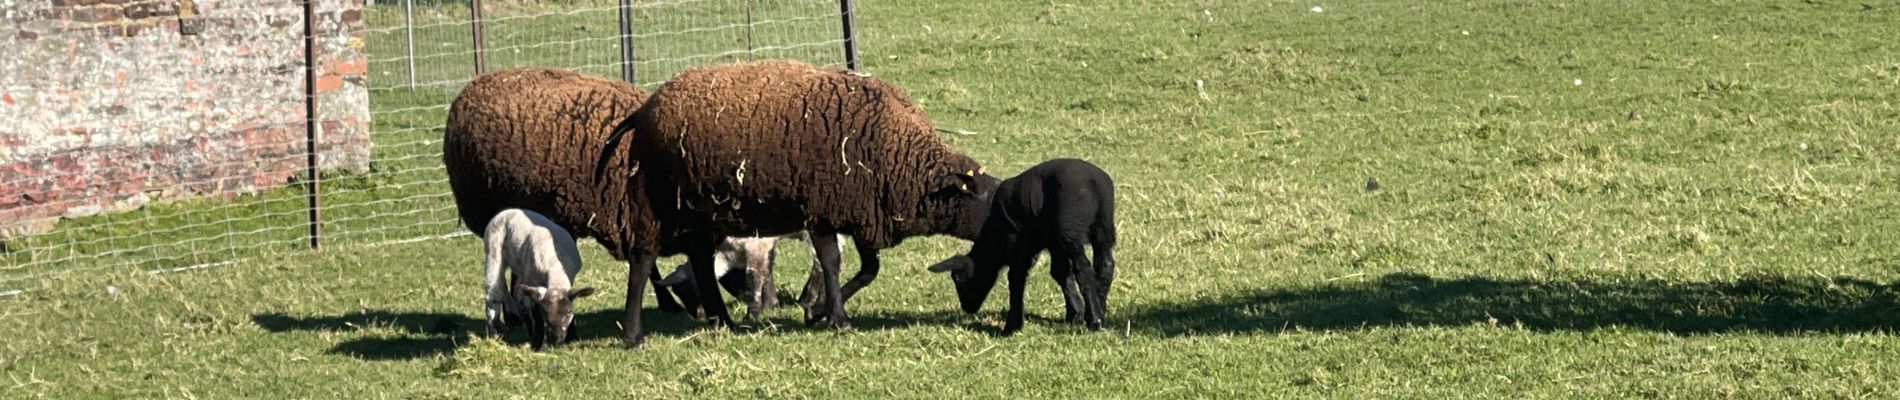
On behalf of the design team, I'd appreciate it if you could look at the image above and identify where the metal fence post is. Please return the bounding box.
[618,0,636,83]
[744,0,754,58]
[838,0,858,70]
[471,0,486,74]
[402,0,416,85]
[302,0,322,250]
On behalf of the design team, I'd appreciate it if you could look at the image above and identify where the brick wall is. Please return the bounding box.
[0,0,369,238]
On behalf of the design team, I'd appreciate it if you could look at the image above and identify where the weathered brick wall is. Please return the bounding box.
[0,0,368,238]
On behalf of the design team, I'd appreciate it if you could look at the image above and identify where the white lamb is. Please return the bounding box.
[655,232,844,321]
[483,208,595,349]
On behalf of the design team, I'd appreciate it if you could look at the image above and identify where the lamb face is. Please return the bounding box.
[516,284,596,349]
[927,254,995,314]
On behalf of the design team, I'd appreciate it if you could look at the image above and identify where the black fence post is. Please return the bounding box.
[302,0,322,250]
[618,0,636,83]
[838,0,858,70]
[471,0,486,74]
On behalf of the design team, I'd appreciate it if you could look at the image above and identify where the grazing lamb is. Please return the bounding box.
[442,67,692,343]
[483,208,596,350]
[928,158,1117,335]
[655,232,845,320]
[624,59,1000,330]
[657,236,778,319]
[447,67,843,347]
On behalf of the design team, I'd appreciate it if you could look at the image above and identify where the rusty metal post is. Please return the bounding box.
[302,0,322,249]
[838,0,858,70]
[617,0,636,83]
[471,0,486,74]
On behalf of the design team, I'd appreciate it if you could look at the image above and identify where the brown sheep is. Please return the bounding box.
[624,59,1000,330]
[442,67,684,346]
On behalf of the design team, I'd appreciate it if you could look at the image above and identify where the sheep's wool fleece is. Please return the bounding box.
[486,209,584,292]
[444,67,661,256]
[632,60,983,247]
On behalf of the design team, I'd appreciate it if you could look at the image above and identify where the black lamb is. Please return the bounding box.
[928,158,1117,335]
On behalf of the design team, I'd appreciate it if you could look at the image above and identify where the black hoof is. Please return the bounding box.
[831,318,855,333]
[802,304,830,325]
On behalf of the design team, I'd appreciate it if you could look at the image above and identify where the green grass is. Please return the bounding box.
[7,0,1900,397]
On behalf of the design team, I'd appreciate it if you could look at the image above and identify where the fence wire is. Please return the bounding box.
[0,0,849,294]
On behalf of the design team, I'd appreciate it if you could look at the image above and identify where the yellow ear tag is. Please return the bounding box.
[960,183,969,191]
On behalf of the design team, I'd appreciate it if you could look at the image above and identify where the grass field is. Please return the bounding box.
[7,0,1900,397]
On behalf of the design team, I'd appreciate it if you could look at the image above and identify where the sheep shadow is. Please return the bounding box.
[252,307,712,360]
[1127,272,1900,337]
[251,311,476,361]
[625,302,992,335]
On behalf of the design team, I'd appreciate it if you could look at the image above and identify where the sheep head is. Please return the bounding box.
[514,284,596,350]
[918,160,999,241]
[927,254,998,314]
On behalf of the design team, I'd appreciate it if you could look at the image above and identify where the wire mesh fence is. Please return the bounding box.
[0,0,354,291]
[0,0,850,294]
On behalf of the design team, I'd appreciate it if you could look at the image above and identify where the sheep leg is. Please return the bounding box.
[1056,238,1105,331]
[482,231,509,336]
[620,254,657,348]
[503,273,528,328]
[838,237,880,304]
[1049,259,1084,324]
[687,240,737,329]
[799,258,825,323]
[808,231,853,331]
[1090,243,1116,322]
[742,243,778,320]
[758,243,780,310]
[799,233,846,323]
[1091,206,1117,321]
[1002,256,1032,336]
[525,302,550,351]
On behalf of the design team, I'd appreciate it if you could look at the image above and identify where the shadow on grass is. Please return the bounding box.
[252,311,479,361]
[607,303,997,335]
[252,307,715,360]
[1128,272,1900,337]
[249,304,989,361]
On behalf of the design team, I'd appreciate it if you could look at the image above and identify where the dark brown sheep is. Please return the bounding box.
[442,67,683,346]
[624,59,1000,330]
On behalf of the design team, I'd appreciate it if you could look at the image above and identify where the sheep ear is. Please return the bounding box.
[941,168,978,193]
[927,255,973,273]
[516,284,547,301]
[570,287,596,299]
[656,265,692,286]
